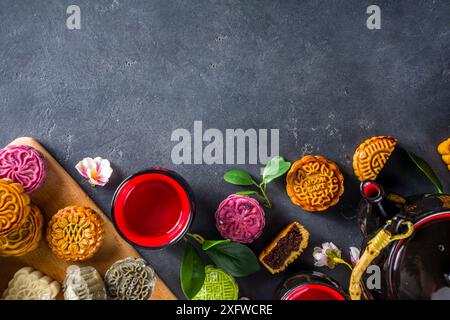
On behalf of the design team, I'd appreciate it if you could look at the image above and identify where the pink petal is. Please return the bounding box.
[349,247,360,265]
[313,250,325,261]
[328,242,339,251]
[314,256,328,267]
[75,157,95,178]
[75,157,112,187]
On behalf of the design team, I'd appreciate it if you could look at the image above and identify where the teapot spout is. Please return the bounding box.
[357,181,404,238]
[360,181,388,218]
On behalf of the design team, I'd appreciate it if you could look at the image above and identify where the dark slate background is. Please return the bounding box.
[0,0,449,300]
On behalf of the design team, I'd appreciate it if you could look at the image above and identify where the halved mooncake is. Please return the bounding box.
[259,221,309,274]
[353,136,397,181]
[193,265,238,300]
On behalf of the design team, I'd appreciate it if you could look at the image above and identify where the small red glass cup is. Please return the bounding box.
[111,168,195,249]
[275,271,348,300]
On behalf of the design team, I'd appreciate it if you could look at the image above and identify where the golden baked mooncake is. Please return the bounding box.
[259,221,309,274]
[0,204,43,256]
[47,206,104,261]
[286,155,344,212]
[353,136,397,181]
[0,179,31,237]
[437,137,450,171]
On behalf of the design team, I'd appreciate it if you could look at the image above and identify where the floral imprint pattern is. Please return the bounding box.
[63,265,107,300]
[0,179,31,237]
[47,206,104,261]
[105,257,156,300]
[2,267,60,300]
[286,155,344,212]
[0,204,43,256]
[0,145,47,193]
[193,265,238,300]
[215,194,265,243]
[353,136,397,181]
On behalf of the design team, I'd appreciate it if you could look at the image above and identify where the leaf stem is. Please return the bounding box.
[187,233,205,245]
[257,182,272,208]
[334,257,353,271]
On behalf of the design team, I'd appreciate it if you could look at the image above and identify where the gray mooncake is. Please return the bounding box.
[104,257,156,300]
[63,265,107,300]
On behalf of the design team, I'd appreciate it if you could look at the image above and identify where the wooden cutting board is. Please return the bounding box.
[0,137,176,300]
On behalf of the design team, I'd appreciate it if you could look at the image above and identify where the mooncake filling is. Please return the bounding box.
[263,224,302,269]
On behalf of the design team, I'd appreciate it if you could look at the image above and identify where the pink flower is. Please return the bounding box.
[313,242,342,269]
[75,157,113,186]
[349,247,361,266]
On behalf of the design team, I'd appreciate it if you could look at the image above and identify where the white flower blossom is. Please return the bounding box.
[75,157,113,187]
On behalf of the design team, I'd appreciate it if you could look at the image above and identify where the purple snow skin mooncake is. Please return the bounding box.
[0,145,47,193]
[215,194,265,243]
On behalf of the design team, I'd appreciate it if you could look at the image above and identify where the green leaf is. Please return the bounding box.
[180,242,205,299]
[224,169,256,186]
[262,156,291,184]
[204,242,260,277]
[407,151,444,194]
[202,239,231,251]
[235,190,259,196]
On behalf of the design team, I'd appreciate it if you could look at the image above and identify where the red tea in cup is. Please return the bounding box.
[112,168,195,249]
[283,284,346,300]
[275,271,347,300]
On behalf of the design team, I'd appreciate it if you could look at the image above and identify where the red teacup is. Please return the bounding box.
[283,284,346,300]
[275,271,347,300]
[112,168,195,249]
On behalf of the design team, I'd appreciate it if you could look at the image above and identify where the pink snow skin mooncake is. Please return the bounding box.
[0,145,47,193]
[215,194,265,243]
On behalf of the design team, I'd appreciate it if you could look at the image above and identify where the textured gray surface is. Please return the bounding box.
[0,0,449,299]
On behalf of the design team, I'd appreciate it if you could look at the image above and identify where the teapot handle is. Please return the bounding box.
[349,219,414,300]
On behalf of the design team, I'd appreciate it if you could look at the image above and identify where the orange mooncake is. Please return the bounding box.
[0,204,43,256]
[286,155,344,212]
[437,137,450,171]
[0,179,31,237]
[259,221,309,274]
[47,206,104,261]
[353,136,397,181]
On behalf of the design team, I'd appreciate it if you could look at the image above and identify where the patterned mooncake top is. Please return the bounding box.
[0,179,31,237]
[286,155,344,212]
[47,206,104,262]
[0,145,47,193]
